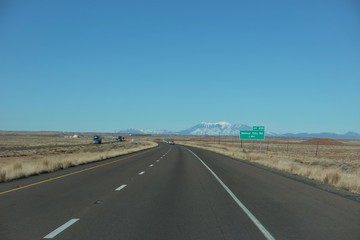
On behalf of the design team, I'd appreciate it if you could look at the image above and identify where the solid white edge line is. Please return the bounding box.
[186,148,275,240]
[139,171,145,175]
[43,218,79,239]
[115,184,127,191]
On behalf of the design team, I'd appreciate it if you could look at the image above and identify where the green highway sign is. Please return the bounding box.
[164,136,169,141]
[240,130,265,140]
[253,126,265,131]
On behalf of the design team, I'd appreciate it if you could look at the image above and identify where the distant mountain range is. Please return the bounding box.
[119,122,360,139]
[120,128,174,135]
[178,122,252,135]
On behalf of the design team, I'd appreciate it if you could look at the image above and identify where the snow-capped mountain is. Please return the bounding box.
[119,122,250,136]
[178,121,251,136]
[119,122,360,138]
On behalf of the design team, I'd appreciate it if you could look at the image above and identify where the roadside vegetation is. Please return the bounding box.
[0,133,157,182]
[178,137,360,194]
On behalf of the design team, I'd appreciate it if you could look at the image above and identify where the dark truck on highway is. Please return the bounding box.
[92,135,102,144]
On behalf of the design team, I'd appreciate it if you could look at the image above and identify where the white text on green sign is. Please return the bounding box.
[240,130,265,140]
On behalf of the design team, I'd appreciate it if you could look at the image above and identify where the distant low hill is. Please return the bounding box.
[302,138,344,145]
[119,122,360,139]
[281,132,360,139]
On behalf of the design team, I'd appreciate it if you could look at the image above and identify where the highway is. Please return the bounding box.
[0,143,359,240]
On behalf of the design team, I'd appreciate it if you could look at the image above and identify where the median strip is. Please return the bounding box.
[0,149,154,196]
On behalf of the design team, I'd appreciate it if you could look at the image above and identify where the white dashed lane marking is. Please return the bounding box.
[44,146,173,239]
[115,184,127,191]
[43,219,79,239]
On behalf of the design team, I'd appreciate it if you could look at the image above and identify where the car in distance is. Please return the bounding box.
[92,135,102,144]
[169,141,175,145]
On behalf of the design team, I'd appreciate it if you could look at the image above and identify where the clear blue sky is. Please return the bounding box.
[1,0,359,134]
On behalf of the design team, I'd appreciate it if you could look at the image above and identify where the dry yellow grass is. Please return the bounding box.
[0,132,157,182]
[177,139,360,194]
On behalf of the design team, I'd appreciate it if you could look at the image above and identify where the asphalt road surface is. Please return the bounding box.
[1,143,359,240]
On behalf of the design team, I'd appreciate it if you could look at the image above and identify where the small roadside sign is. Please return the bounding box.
[240,130,265,140]
[240,126,265,141]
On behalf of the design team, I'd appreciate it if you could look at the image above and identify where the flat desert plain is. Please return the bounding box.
[176,136,360,194]
[1,132,359,195]
[0,132,157,182]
